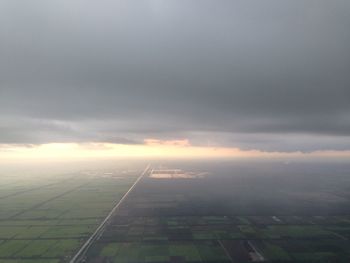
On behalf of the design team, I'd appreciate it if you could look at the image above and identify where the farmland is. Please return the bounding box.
[0,164,141,262]
[1,161,350,262]
[84,162,350,263]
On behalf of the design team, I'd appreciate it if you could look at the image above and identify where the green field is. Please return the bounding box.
[0,168,139,262]
[86,215,350,262]
[2,163,350,263]
[96,241,230,263]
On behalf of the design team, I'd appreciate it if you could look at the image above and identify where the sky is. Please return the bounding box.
[0,0,350,159]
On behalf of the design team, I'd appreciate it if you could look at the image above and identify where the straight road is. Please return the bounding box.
[70,164,151,263]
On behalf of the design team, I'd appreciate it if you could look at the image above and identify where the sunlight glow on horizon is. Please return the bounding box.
[1,139,350,161]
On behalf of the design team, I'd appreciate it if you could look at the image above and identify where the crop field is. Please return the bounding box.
[0,165,141,262]
[84,163,350,263]
[1,161,350,262]
[85,214,350,262]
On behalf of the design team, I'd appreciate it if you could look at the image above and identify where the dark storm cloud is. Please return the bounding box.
[0,0,350,151]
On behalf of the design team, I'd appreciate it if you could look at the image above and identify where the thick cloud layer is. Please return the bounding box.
[1,0,350,151]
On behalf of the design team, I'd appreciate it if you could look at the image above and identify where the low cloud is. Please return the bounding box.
[0,1,349,152]
[144,138,190,147]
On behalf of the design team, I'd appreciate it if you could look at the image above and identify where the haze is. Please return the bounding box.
[1,2,350,262]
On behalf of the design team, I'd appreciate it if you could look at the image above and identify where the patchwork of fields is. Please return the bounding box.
[0,167,140,262]
[84,165,350,263]
[87,215,350,262]
[1,162,350,262]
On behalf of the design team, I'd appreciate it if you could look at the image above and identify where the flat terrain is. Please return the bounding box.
[84,161,350,263]
[1,161,350,262]
[0,164,142,262]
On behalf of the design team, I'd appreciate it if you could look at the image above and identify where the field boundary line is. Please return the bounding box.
[70,164,151,263]
[218,240,234,262]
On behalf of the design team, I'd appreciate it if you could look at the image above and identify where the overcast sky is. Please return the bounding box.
[0,0,349,152]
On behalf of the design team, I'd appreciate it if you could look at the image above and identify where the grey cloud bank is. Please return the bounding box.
[0,0,349,152]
